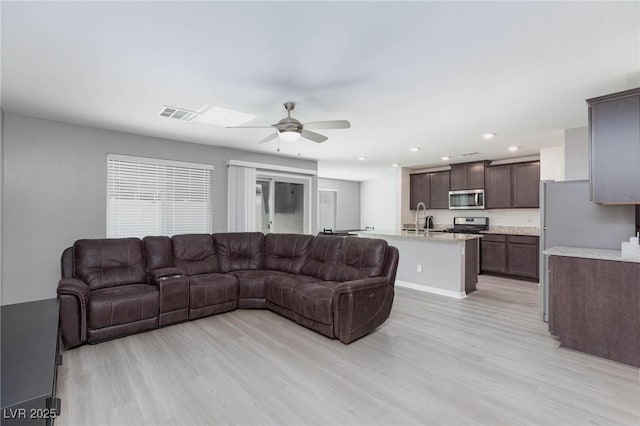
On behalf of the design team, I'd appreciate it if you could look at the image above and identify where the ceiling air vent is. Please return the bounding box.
[159,105,199,121]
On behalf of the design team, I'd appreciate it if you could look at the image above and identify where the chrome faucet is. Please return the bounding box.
[415,202,427,236]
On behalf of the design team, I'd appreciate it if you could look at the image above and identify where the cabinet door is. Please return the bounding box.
[506,241,539,279]
[480,239,507,273]
[449,164,468,191]
[512,162,540,208]
[590,92,640,203]
[467,162,485,189]
[485,165,512,208]
[410,173,430,209]
[429,171,450,209]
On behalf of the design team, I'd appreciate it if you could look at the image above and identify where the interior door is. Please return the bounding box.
[319,190,337,232]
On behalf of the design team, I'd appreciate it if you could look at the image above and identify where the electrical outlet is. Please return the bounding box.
[416,264,422,272]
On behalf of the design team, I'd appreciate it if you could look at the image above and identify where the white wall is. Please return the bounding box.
[540,145,565,181]
[564,126,589,181]
[317,177,361,230]
[1,114,317,305]
[360,168,401,233]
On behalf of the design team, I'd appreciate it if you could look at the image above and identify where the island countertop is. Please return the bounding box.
[356,231,482,242]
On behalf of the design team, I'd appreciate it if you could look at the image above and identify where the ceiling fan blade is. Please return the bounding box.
[257,133,278,144]
[301,129,328,143]
[303,120,351,130]
[226,125,273,129]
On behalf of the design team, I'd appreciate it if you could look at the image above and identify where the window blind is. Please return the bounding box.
[107,154,213,238]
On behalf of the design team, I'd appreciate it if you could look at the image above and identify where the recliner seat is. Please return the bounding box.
[58,232,399,348]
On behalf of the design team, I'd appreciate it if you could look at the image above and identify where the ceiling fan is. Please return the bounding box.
[227,102,350,144]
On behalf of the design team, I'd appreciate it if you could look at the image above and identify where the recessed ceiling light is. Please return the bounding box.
[508,146,519,152]
[409,147,421,152]
[441,156,451,161]
[482,133,496,140]
[391,163,400,168]
[358,156,367,161]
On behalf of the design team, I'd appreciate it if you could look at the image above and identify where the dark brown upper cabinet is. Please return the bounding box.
[450,161,486,190]
[430,170,450,209]
[587,88,640,204]
[485,164,512,208]
[512,162,540,208]
[409,173,430,210]
[409,170,450,210]
[485,161,540,209]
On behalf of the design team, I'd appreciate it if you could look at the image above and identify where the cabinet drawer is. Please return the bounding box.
[481,233,506,242]
[507,235,538,245]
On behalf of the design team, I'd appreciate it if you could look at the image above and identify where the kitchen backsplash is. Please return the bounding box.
[408,208,540,229]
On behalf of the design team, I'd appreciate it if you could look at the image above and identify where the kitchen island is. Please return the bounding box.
[357,231,482,298]
[544,246,640,367]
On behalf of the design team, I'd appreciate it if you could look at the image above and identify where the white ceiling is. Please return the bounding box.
[2,1,639,181]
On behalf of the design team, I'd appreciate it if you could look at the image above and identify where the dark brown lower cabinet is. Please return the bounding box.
[480,234,539,280]
[549,255,640,368]
[480,234,507,273]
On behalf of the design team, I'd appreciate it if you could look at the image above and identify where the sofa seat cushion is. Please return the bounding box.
[265,274,322,310]
[88,284,159,330]
[293,281,340,326]
[230,270,293,299]
[188,273,238,308]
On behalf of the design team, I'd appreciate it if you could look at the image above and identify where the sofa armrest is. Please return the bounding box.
[57,278,90,347]
[333,276,393,344]
[334,276,389,295]
[58,277,90,301]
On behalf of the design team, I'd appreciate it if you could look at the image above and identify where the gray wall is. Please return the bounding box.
[564,126,589,181]
[318,177,361,230]
[1,113,317,304]
[1,109,4,303]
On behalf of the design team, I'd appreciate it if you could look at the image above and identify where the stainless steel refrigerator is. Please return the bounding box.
[539,180,636,322]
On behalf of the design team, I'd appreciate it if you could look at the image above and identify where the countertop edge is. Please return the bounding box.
[544,246,640,264]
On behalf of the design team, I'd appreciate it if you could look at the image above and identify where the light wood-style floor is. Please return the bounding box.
[56,276,640,425]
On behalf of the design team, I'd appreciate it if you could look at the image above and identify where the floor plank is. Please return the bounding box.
[56,275,640,425]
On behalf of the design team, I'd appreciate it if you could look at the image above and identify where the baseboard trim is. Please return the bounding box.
[395,280,466,299]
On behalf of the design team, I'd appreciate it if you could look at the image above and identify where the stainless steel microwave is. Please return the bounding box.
[449,189,485,210]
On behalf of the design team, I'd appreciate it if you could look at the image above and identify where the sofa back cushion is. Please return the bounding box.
[74,238,146,290]
[333,237,388,282]
[301,235,344,280]
[171,234,219,276]
[214,232,264,273]
[143,236,175,270]
[263,233,314,274]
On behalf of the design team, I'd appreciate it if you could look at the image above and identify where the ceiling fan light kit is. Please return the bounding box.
[279,130,301,142]
[228,101,350,145]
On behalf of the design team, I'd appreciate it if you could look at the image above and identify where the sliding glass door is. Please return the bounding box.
[256,174,310,234]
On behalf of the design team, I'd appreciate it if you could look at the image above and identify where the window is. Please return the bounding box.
[107,154,213,238]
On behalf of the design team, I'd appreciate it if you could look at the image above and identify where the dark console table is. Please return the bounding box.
[1,298,61,425]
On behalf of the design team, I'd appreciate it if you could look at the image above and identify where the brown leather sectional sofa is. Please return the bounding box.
[58,232,399,348]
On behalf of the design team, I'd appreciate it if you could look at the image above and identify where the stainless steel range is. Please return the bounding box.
[443,217,489,234]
